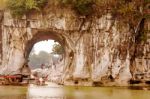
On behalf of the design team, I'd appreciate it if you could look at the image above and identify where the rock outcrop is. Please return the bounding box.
[0,6,149,86]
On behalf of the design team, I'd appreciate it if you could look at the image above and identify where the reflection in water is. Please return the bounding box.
[0,96,26,99]
[27,83,65,99]
[0,83,150,99]
[0,86,27,99]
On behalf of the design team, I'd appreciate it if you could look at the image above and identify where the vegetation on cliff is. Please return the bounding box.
[5,0,149,22]
[2,0,149,40]
[59,0,149,42]
[6,0,47,17]
[52,43,64,55]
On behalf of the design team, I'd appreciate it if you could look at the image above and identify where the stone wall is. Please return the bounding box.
[0,7,149,86]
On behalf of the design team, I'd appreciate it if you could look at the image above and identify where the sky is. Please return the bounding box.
[33,40,55,54]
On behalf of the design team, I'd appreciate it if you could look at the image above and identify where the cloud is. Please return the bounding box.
[33,40,55,54]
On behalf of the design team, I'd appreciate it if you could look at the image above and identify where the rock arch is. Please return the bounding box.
[24,30,75,64]
[0,9,149,85]
[1,28,75,75]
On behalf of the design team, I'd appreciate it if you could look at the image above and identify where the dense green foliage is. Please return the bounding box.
[6,0,94,16]
[58,0,150,25]
[52,43,64,55]
[7,0,47,17]
[74,0,94,15]
[58,0,94,15]
[6,0,148,19]
[5,0,149,31]
[95,0,148,24]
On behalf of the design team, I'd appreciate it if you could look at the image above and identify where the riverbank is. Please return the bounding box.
[62,80,150,87]
[1,79,150,87]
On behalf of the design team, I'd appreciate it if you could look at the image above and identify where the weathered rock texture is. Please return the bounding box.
[0,6,149,86]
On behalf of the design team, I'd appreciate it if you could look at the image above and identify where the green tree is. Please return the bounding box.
[58,0,94,15]
[52,43,64,55]
[7,0,47,17]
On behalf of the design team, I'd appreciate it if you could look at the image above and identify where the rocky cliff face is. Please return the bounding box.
[0,10,3,65]
[0,7,149,86]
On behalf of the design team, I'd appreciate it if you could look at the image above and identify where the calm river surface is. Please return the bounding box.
[0,83,150,99]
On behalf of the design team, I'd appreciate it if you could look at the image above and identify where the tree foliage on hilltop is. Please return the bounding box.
[7,0,47,17]
[5,0,149,32]
[58,0,94,15]
[6,0,149,21]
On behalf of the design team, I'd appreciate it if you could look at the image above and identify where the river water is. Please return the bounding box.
[0,83,150,99]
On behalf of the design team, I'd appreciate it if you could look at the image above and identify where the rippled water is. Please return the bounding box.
[0,83,150,99]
